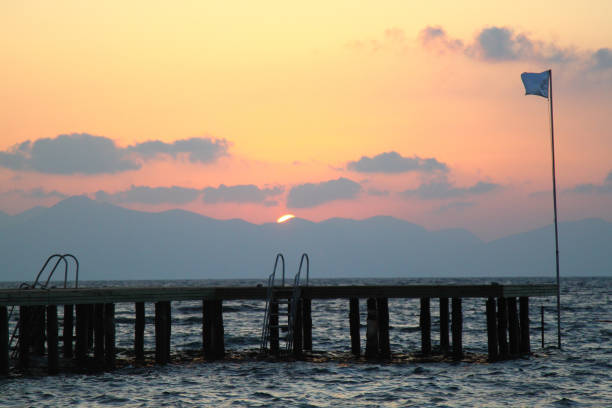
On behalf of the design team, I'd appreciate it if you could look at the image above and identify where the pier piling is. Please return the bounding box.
[104,303,115,369]
[155,301,171,364]
[377,298,390,359]
[135,302,145,362]
[420,297,431,355]
[75,304,89,363]
[486,297,498,361]
[63,305,73,359]
[302,298,312,351]
[46,305,59,375]
[349,298,360,356]
[451,298,463,359]
[293,299,303,357]
[508,298,520,356]
[497,298,508,357]
[269,299,279,355]
[440,297,449,354]
[365,298,378,359]
[519,297,530,354]
[1,306,8,375]
[94,304,105,362]
[19,306,30,369]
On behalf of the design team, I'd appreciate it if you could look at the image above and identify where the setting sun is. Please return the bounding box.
[276,214,295,223]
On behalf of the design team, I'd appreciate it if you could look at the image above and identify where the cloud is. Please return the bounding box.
[565,171,612,194]
[434,201,476,214]
[590,48,612,71]
[95,185,202,205]
[367,188,390,197]
[0,134,229,175]
[128,137,229,163]
[346,27,408,53]
[287,178,362,208]
[347,152,448,174]
[419,25,575,63]
[0,134,140,174]
[401,177,500,200]
[0,188,68,200]
[202,184,283,204]
[418,26,463,53]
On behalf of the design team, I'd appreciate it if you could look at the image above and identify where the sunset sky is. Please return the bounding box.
[1,1,611,240]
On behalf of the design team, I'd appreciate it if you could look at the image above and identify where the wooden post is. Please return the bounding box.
[302,298,312,351]
[497,297,508,357]
[32,306,46,356]
[377,298,390,359]
[75,304,89,363]
[440,297,449,354]
[155,301,170,364]
[46,305,59,375]
[19,306,30,369]
[63,304,73,359]
[349,298,360,356]
[212,300,224,359]
[451,298,463,360]
[165,301,171,361]
[507,297,520,356]
[293,299,303,357]
[486,297,498,361]
[135,302,145,362]
[104,303,115,369]
[202,300,211,359]
[93,304,105,362]
[420,297,431,355]
[365,298,378,359]
[1,306,8,376]
[519,297,531,354]
[269,299,279,355]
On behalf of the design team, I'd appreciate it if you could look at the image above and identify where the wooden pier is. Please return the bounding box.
[0,283,556,375]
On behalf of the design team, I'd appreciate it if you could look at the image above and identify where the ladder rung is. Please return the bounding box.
[269,324,288,329]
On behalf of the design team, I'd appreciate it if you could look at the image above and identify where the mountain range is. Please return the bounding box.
[0,196,610,282]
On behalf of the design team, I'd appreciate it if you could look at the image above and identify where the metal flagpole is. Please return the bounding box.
[548,69,561,349]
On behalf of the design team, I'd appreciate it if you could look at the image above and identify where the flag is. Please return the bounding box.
[521,71,550,98]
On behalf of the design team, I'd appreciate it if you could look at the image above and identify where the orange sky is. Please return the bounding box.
[1,1,611,240]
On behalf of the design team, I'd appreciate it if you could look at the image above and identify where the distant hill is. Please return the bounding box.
[0,196,610,282]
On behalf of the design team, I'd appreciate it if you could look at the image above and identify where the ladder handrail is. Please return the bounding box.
[260,253,285,352]
[297,253,309,287]
[31,253,80,289]
[32,254,66,288]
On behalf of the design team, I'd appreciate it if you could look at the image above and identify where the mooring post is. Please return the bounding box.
[365,298,378,359]
[302,298,312,351]
[377,298,390,359]
[19,306,30,370]
[135,302,145,362]
[420,297,431,355]
[93,303,105,362]
[293,299,303,357]
[46,305,59,375]
[451,298,463,360]
[1,305,9,376]
[440,297,449,354]
[349,298,360,356]
[497,297,508,357]
[104,303,115,369]
[75,304,89,363]
[507,297,520,356]
[63,304,73,359]
[486,297,498,361]
[519,297,530,354]
[269,299,279,355]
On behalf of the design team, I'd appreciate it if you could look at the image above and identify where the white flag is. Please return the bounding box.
[521,71,550,98]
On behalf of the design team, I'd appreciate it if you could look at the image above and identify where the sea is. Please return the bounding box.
[0,277,610,407]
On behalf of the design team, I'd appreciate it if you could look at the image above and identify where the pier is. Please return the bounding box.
[0,283,556,376]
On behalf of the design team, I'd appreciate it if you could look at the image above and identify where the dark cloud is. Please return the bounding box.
[129,137,229,163]
[202,184,283,204]
[95,185,202,205]
[590,48,612,71]
[419,25,574,63]
[367,188,390,197]
[0,134,229,175]
[566,171,612,194]
[347,152,448,174]
[287,178,362,208]
[0,188,68,200]
[0,134,140,174]
[402,178,500,200]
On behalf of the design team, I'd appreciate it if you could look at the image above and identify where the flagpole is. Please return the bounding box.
[548,69,561,349]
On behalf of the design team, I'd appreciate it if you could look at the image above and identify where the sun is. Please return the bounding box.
[276,214,296,224]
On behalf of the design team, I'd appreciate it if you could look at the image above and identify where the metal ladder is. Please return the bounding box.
[260,253,309,355]
[9,254,79,358]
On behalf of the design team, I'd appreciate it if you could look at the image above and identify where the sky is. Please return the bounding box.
[1,1,611,240]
